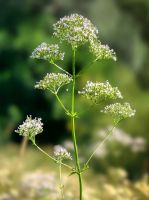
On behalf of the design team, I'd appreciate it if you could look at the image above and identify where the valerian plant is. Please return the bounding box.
[15,14,136,200]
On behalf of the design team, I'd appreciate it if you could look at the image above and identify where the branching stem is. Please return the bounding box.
[52,62,71,76]
[76,59,96,78]
[55,93,71,116]
[33,142,72,170]
[85,123,118,166]
[71,48,83,200]
[59,163,64,199]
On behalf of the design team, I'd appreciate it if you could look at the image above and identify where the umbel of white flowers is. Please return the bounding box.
[53,13,116,61]
[31,14,116,64]
[78,80,123,104]
[53,13,98,48]
[15,115,43,139]
[89,40,117,61]
[30,43,64,63]
[35,73,72,94]
[101,102,136,123]
[54,145,72,162]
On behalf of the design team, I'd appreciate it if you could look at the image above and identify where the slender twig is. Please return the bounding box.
[76,59,96,78]
[55,93,71,116]
[59,163,64,199]
[71,48,83,200]
[52,62,71,76]
[20,137,28,157]
[85,123,118,166]
[33,142,72,170]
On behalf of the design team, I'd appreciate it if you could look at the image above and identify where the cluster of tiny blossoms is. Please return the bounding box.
[21,172,57,196]
[30,14,116,63]
[35,73,72,94]
[31,43,64,63]
[54,145,72,162]
[78,80,123,104]
[53,13,116,61]
[15,115,43,138]
[101,102,136,123]
[53,13,98,48]
[90,40,117,61]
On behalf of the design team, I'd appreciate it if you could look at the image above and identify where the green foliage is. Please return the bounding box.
[0,0,149,181]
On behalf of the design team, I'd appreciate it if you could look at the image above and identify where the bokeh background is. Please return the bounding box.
[0,0,149,199]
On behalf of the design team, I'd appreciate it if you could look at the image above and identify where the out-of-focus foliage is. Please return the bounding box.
[0,0,149,178]
[0,145,149,200]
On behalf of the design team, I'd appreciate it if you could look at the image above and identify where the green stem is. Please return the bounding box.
[55,93,71,116]
[33,142,72,170]
[59,163,64,199]
[85,124,117,166]
[52,62,71,76]
[76,59,96,78]
[71,48,83,200]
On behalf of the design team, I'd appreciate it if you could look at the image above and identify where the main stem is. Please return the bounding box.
[71,48,83,200]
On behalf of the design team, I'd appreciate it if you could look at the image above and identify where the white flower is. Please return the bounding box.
[63,140,74,150]
[53,13,117,60]
[101,102,136,122]
[21,172,56,197]
[91,142,107,158]
[0,193,15,200]
[78,80,122,104]
[96,127,145,153]
[35,73,72,94]
[15,115,43,138]
[53,13,98,48]
[54,145,72,161]
[31,42,64,63]
[131,137,146,152]
[113,128,146,152]
[90,39,117,61]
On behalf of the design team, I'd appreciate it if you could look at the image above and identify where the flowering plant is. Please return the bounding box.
[15,14,135,200]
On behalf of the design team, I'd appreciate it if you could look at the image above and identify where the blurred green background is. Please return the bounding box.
[0,0,149,181]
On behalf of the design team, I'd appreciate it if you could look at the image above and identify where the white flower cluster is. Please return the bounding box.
[54,145,72,162]
[63,140,74,150]
[113,128,146,152]
[53,13,98,48]
[91,142,107,158]
[31,42,64,63]
[101,102,136,122]
[35,73,72,94]
[78,80,123,104]
[90,40,117,61]
[15,115,43,138]
[53,13,116,61]
[21,172,56,197]
[96,127,146,153]
[0,193,15,200]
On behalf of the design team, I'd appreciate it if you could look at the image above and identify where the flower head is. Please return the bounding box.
[31,43,64,63]
[90,39,116,61]
[15,115,43,138]
[78,80,122,104]
[35,73,72,94]
[53,13,98,48]
[101,102,136,123]
[21,172,56,196]
[54,145,72,162]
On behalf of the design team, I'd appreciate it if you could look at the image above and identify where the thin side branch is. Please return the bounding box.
[85,123,118,166]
